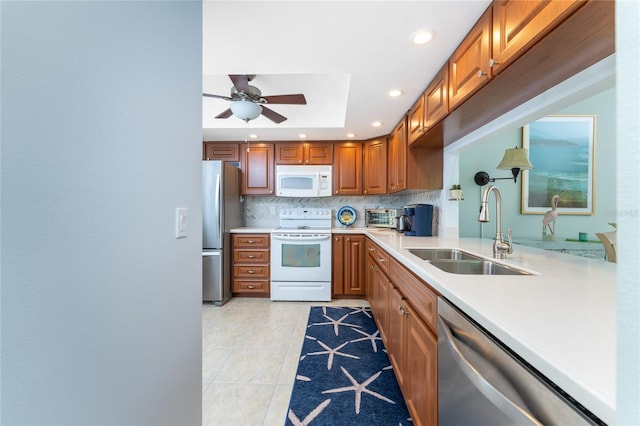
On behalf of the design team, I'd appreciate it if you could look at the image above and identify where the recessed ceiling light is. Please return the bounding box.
[248,134,258,139]
[412,30,434,45]
[346,133,356,138]
[388,89,403,97]
[372,121,382,127]
[298,133,307,139]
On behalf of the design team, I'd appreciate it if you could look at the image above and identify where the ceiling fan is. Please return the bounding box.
[203,74,307,124]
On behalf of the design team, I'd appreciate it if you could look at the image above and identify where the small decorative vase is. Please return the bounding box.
[449,189,463,201]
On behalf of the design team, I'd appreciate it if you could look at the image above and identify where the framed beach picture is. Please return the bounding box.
[521,115,596,215]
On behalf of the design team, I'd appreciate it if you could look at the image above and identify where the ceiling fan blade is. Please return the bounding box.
[203,93,232,101]
[262,94,307,105]
[261,106,287,124]
[229,75,250,93]
[215,108,233,119]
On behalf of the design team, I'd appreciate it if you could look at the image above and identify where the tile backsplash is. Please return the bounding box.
[243,191,441,229]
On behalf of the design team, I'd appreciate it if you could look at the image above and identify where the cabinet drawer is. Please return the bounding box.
[389,256,439,336]
[233,265,269,279]
[233,250,269,263]
[233,280,270,293]
[366,239,390,275]
[232,234,270,249]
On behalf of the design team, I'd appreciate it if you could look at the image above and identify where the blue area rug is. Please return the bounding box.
[285,306,412,425]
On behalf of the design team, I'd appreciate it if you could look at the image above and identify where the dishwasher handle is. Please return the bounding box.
[438,316,543,426]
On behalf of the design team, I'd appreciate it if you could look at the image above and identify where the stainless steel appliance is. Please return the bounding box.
[270,208,332,301]
[438,298,601,425]
[202,161,243,305]
[275,165,332,197]
[364,208,398,228]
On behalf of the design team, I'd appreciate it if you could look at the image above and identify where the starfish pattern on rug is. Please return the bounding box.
[350,328,382,352]
[307,312,362,336]
[286,306,410,425]
[288,399,331,426]
[321,366,395,414]
[348,306,372,318]
[306,339,360,370]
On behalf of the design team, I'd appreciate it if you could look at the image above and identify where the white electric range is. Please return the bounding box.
[270,208,332,301]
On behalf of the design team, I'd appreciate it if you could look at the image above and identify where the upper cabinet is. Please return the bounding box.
[491,0,587,75]
[423,64,449,131]
[388,118,407,193]
[240,143,274,195]
[363,137,388,195]
[275,142,333,165]
[448,6,493,110]
[203,142,240,161]
[407,94,426,146]
[333,142,363,195]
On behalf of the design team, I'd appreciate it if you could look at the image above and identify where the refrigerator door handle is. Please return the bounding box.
[214,173,221,242]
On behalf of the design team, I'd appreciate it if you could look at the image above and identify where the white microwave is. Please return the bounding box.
[276,165,332,197]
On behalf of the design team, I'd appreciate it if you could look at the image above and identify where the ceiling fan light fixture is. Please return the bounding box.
[230,100,262,122]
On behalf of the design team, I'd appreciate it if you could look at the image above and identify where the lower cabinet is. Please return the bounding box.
[405,302,438,426]
[231,233,270,296]
[366,237,438,425]
[332,234,366,297]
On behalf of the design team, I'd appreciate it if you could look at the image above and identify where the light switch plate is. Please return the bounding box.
[176,208,187,238]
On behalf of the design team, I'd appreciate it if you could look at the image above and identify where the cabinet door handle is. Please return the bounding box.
[478,70,488,78]
[489,58,499,67]
[247,285,255,289]
[247,270,256,274]
[378,257,385,262]
[247,240,255,244]
[247,255,256,259]
[368,247,374,252]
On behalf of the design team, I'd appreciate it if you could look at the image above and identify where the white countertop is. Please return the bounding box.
[363,229,616,424]
[231,226,616,423]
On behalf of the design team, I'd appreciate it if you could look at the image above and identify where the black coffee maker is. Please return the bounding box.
[403,204,434,236]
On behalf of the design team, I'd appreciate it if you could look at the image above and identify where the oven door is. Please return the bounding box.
[270,232,332,282]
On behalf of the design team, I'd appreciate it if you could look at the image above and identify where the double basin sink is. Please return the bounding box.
[406,248,531,276]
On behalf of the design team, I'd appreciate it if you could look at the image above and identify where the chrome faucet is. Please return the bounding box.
[478,185,513,259]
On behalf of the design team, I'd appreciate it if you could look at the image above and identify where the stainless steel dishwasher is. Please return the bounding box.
[437,298,604,426]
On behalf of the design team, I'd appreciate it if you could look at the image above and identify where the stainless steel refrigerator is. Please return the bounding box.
[202,161,243,305]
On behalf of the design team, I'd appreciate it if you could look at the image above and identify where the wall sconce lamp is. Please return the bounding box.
[474,147,534,186]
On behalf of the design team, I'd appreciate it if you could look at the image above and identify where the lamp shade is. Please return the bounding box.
[496,147,533,170]
[230,100,262,121]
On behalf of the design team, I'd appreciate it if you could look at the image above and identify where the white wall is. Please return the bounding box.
[458,87,616,241]
[616,1,640,424]
[1,2,203,425]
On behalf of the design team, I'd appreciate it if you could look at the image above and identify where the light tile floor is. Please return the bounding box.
[202,297,369,426]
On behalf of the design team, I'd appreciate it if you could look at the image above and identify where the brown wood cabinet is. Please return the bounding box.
[203,142,240,161]
[240,143,274,195]
[491,0,587,75]
[407,94,426,146]
[448,5,493,111]
[333,142,363,195]
[366,239,390,342]
[275,142,333,165]
[365,238,439,425]
[424,64,449,131]
[387,117,407,193]
[231,234,270,296]
[387,285,407,389]
[332,234,366,297]
[405,302,438,426]
[363,137,387,195]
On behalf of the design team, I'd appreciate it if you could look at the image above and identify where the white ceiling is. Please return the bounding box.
[202,0,492,142]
